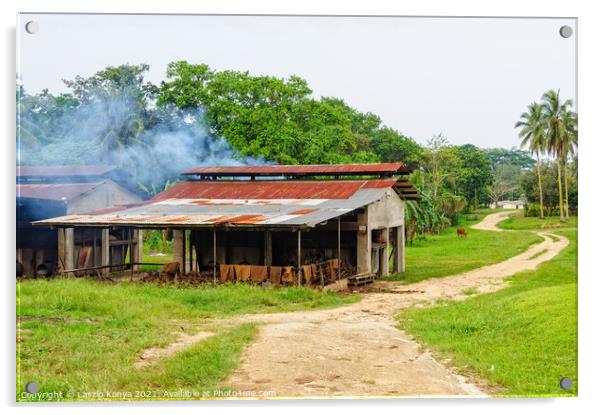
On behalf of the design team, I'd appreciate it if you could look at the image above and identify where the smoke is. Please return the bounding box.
[18,89,269,194]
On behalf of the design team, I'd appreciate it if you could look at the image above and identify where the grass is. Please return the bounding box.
[383,210,542,284]
[17,278,358,401]
[498,215,577,231]
[398,224,577,397]
[461,287,478,296]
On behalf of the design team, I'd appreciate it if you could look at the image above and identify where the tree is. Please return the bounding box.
[451,144,494,209]
[62,64,154,153]
[420,134,460,200]
[559,107,578,218]
[519,161,577,215]
[515,102,546,218]
[369,127,423,165]
[487,164,520,207]
[483,147,535,170]
[541,90,572,221]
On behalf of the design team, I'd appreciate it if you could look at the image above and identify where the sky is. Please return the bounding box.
[17,13,577,149]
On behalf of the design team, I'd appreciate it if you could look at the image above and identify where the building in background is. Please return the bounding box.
[16,165,143,277]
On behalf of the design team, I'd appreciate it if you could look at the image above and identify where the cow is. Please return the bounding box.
[162,262,181,279]
[456,227,468,238]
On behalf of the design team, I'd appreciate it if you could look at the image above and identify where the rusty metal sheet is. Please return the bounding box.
[152,179,397,201]
[17,182,103,201]
[182,163,408,176]
[33,187,394,228]
[17,165,116,178]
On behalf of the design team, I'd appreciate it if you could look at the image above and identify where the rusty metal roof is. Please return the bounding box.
[17,182,103,201]
[34,186,392,229]
[152,179,398,201]
[17,165,116,178]
[183,163,409,177]
[33,161,420,228]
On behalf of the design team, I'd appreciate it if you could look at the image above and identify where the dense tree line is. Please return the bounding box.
[18,62,575,240]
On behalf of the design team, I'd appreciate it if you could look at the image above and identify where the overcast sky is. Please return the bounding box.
[17,13,576,149]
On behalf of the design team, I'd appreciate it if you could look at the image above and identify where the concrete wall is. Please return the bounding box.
[67,180,141,214]
[356,190,405,276]
[366,189,405,229]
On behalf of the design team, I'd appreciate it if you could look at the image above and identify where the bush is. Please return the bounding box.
[523,204,562,217]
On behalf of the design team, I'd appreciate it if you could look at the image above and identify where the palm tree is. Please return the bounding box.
[541,90,570,221]
[560,108,578,218]
[515,102,546,219]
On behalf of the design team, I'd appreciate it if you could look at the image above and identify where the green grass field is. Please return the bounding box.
[383,210,542,284]
[498,214,578,231]
[398,216,577,397]
[17,279,358,401]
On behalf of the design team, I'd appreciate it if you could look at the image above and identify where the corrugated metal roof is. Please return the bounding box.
[34,188,392,228]
[183,163,409,176]
[152,179,397,201]
[17,165,116,178]
[17,182,103,201]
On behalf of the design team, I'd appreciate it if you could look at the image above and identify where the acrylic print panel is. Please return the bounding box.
[16,13,577,401]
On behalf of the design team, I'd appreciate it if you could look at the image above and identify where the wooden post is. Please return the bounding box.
[337,216,341,281]
[181,229,186,276]
[134,229,143,271]
[381,228,390,276]
[128,228,134,280]
[93,228,97,267]
[64,228,75,277]
[101,228,110,276]
[393,226,404,273]
[297,230,302,286]
[213,228,217,284]
[264,230,272,266]
[188,231,193,273]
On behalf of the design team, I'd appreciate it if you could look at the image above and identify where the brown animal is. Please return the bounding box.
[162,261,181,278]
[456,227,468,238]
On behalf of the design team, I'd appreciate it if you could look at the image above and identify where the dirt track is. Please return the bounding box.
[221,211,569,398]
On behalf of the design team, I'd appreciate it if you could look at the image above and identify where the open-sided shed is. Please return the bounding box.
[34,163,419,286]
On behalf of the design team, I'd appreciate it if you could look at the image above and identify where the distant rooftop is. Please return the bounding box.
[183,162,410,178]
[16,182,104,201]
[17,165,116,178]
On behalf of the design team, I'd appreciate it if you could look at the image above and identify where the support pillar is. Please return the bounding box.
[132,229,143,271]
[264,230,272,266]
[35,249,45,271]
[337,216,341,280]
[173,229,184,273]
[63,228,75,276]
[213,229,217,284]
[297,230,302,286]
[380,228,390,277]
[393,225,405,273]
[22,249,34,277]
[101,228,110,276]
[356,209,371,274]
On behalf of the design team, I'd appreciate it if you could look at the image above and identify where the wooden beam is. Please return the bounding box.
[213,228,217,285]
[337,216,341,281]
[297,230,302,286]
[264,230,272,266]
[101,228,110,276]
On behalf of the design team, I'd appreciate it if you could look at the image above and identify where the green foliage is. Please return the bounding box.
[450,144,494,208]
[519,161,577,210]
[157,61,416,165]
[483,147,535,170]
[398,229,577,396]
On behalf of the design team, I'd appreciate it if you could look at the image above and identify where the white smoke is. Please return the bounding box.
[18,90,269,194]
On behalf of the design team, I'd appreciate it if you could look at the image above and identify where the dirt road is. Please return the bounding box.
[221,211,569,398]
